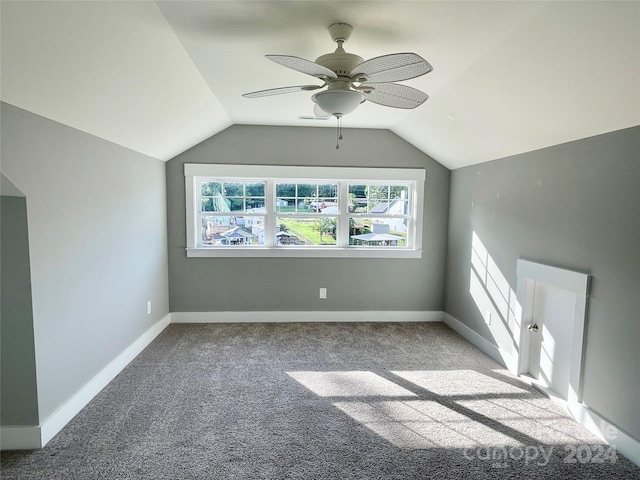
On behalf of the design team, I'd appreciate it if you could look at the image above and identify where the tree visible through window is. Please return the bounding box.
[200,180,266,246]
[184,164,425,258]
[348,184,410,246]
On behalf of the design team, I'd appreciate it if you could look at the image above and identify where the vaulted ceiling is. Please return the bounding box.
[1,1,638,169]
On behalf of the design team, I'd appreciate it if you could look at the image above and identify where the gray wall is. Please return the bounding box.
[1,186,39,425]
[445,126,640,441]
[0,103,170,422]
[167,125,450,312]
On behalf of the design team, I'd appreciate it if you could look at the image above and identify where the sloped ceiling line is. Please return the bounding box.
[1,1,638,168]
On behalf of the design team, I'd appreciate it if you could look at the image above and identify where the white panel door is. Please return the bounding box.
[528,281,576,400]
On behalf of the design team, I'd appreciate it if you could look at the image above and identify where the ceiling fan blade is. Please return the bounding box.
[351,53,433,84]
[363,83,429,109]
[242,84,322,98]
[266,55,338,80]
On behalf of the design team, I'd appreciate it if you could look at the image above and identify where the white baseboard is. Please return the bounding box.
[442,313,517,370]
[568,402,640,467]
[170,311,444,324]
[442,313,639,467]
[0,314,171,450]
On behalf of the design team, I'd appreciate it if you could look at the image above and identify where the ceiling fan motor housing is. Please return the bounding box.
[315,49,363,78]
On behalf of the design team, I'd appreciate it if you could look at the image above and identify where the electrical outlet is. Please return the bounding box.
[319,288,327,299]
[147,301,152,315]
[484,310,491,325]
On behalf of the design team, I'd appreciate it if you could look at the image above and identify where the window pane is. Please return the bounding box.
[277,217,337,245]
[275,198,296,213]
[318,184,338,197]
[201,215,265,246]
[276,183,296,197]
[228,198,244,212]
[245,183,265,196]
[390,185,409,200]
[367,185,389,200]
[201,197,214,212]
[296,183,316,198]
[245,198,265,210]
[201,182,222,196]
[349,184,367,198]
[224,182,243,196]
[349,218,407,247]
[367,199,384,214]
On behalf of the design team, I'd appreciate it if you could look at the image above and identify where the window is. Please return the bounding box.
[275,182,339,246]
[200,180,266,246]
[185,164,425,258]
[348,184,411,247]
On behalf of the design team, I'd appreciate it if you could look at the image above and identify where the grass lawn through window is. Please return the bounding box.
[280,219,336,245]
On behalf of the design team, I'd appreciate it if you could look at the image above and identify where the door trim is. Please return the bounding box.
[516,259,591,404]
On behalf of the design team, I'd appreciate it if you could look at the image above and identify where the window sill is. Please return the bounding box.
[186,247,422,259]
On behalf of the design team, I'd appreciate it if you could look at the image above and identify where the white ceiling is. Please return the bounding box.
[1,1,638,169]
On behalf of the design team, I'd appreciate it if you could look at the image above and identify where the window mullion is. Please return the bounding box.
[264,179,276,247]
[407,181,417,249]
[337,181,349,248]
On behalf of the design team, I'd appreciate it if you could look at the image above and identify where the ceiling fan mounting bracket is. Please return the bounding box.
[328,23,353,44]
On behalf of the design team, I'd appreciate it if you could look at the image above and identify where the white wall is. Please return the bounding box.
[0,102,170,422]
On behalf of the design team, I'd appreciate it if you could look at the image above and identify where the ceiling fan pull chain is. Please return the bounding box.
[335,116,344,149]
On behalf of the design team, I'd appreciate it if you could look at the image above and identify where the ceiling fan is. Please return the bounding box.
[243,23,433,147]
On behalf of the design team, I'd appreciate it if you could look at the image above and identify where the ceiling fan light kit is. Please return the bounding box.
[243,23,432,148]
[312,84,365,117]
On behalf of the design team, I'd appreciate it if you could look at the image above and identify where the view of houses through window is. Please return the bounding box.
[201,180,267,246]
[199,181,412,248]
[274,183,338,246]
[185,164,425,257]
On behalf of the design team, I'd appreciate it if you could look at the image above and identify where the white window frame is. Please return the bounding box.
[185,164,425,258]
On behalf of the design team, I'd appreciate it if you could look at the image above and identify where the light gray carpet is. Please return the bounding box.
[2,322,638,479]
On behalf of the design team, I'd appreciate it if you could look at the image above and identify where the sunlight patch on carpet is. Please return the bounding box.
[392,370,528,397]
[287,371,417,397]
[333,400,516,449]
